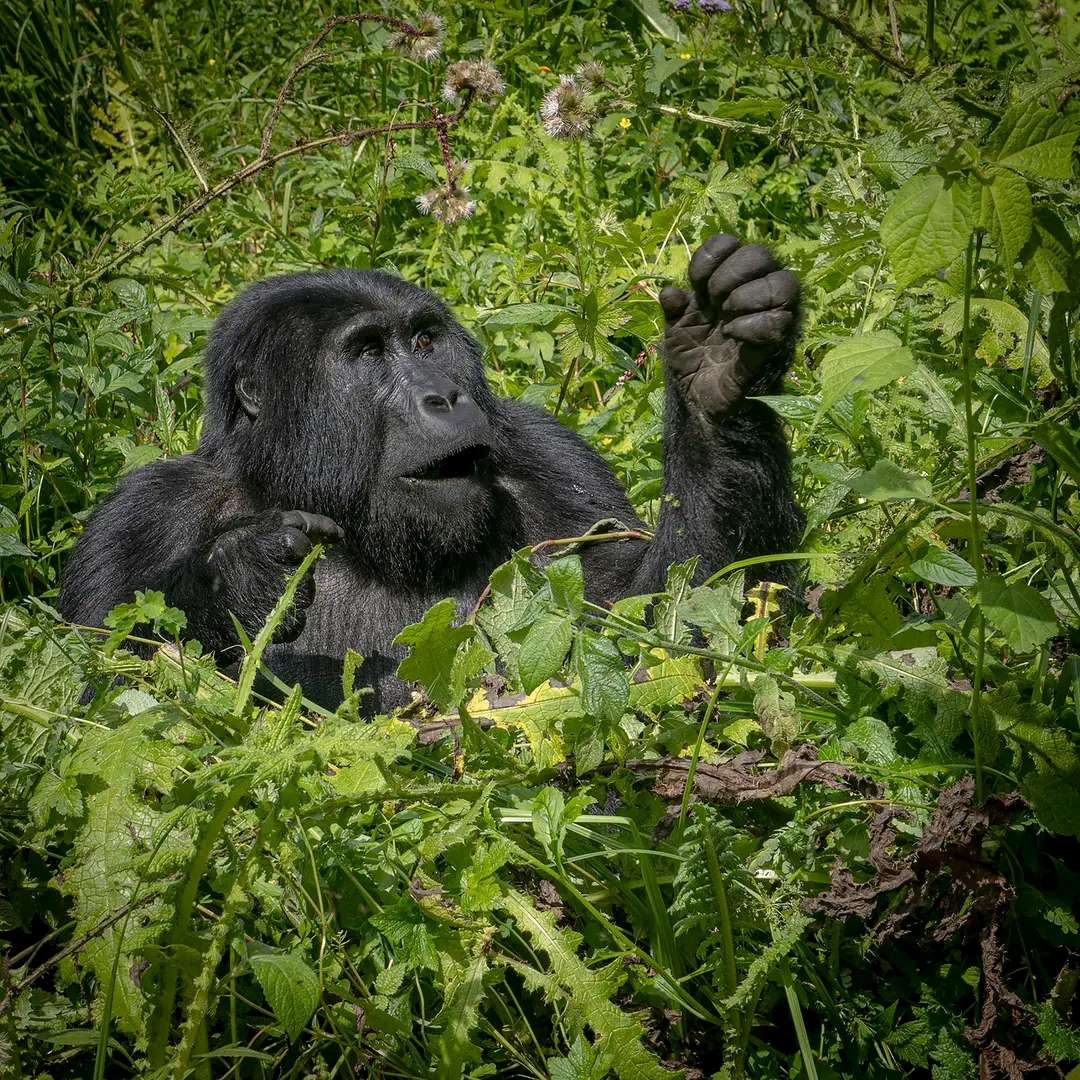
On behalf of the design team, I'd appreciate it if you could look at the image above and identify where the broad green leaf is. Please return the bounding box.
[628,655,703,710]
[1021,774,1080,837]
[977,574,1059,653]
[531,785,566,859]
[517,612,573,692]
[975,168,1032,269]
[848,459,931,501]
[816,332,914,414]
[249,949,320,1041]
[1024,209,1072,293]
[986,101,1080,179]
[547,555,584,616]
[0,531,32,557]
[909,547,978,587]
[395,599,474,710]
[938,297,1050,368]
[1035,423,1080,490]
[880,172,973,290]
[575,631,629,725]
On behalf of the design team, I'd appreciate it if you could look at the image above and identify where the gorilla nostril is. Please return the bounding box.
[423,393,452,412]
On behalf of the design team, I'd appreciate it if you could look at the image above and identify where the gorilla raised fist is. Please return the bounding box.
[60,235,803,712]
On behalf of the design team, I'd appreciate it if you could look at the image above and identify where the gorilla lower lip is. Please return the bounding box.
[405,444,490,481]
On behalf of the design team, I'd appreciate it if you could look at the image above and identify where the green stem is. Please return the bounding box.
[702,829,737,999]
[960,234,986,801]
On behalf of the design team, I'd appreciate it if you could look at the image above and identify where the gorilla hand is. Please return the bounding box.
[659,235,800,418]
[206,510,344,645]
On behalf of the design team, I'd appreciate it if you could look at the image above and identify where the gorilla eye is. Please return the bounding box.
[414,331,434,352]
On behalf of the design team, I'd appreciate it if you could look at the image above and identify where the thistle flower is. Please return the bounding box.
[388,12,445,62]
[576,61,606,88]
[697,0,732,11]
[1033,0,1065,30]
[671,0,691,9]
[441,59,505,104]
[540,77,596,140]
[417,182,475,224]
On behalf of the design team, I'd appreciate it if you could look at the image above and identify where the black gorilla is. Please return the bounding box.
[60,235,803,712]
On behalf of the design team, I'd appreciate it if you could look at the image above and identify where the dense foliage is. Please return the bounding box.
[1,1,1079,1077]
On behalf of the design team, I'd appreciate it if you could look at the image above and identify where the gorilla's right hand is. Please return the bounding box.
[204,510,344,645]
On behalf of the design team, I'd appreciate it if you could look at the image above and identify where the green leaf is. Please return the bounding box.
[881,172,973,290]
[986,101,1080,179]
[501,889,673,1080]
[481,303,571,329]
[395,598,473,711]
[1021,774,1080,836]
[248,949,320,1042]
[547,555,585,617]
[575,631,629,726]
[977,574,1059,653]
[432,952,489,1080]
[909,547,978,587]
[517,612,573,692]
[848,459,931,501]
[816,331,914,415]
[975,168,1032,269]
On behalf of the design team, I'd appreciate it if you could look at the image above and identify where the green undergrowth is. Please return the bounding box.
[2,0,1080,1077]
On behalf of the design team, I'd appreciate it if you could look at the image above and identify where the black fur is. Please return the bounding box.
[60,236,803,712]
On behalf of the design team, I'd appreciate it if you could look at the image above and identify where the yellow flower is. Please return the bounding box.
[619,117,631,128]
[679,52,692,59]
[208,58,215,65]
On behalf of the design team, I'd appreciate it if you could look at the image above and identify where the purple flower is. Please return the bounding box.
[697,0,732,10]
[671,0,692,9]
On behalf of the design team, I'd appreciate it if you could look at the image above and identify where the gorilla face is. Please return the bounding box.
[200,270,501,573]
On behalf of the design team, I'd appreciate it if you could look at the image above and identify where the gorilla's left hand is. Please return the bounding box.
[659,235,800,419]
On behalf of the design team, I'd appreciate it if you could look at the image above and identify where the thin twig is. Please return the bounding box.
[803,0,915,77]
[82,14,472,288]
[0,893,159,1018]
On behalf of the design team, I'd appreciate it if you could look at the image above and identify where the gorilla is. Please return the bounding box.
[59,235,803,713]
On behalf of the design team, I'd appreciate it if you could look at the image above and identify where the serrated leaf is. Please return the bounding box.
[249,949,320,1041]
[547,555,584,617]
[628,656,703,711]
[848,459,931,501]
[909,547,978,587]
[977,574,1059,653]
[881,172,973,290]
[975,168,1032,269]
[518,612,573,693]
[816,332,914,414]
[501,889,673,1080]
[433,952,488,1080]
[481,303,571,329]
[575,631,629,725]
[986,101,1080,179]
[395,598,473,710]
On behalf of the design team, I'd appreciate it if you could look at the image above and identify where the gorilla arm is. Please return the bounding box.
[630,235,804,593]
[58,455,342,654]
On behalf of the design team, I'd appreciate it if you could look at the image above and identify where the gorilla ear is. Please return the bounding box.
[236,375,260,420]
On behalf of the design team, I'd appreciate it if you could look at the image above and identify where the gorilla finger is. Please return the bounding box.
[722,308,796,345]
[281,509,345,543]
[707,244,780,302]
[721,271,800,318]
[282,526,314,563]
[659,286,692,322]
[687,234,741,296]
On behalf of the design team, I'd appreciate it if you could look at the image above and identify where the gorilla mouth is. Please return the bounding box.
[403,444,491,482]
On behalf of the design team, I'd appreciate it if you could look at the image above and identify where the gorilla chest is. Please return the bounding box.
[262,554,483,712]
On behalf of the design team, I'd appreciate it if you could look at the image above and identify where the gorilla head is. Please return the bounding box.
[198,271,504,580]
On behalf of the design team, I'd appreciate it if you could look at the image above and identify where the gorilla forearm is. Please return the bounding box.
[631,397,801,594]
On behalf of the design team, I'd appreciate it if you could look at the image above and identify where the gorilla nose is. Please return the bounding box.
[415,379,483,429]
